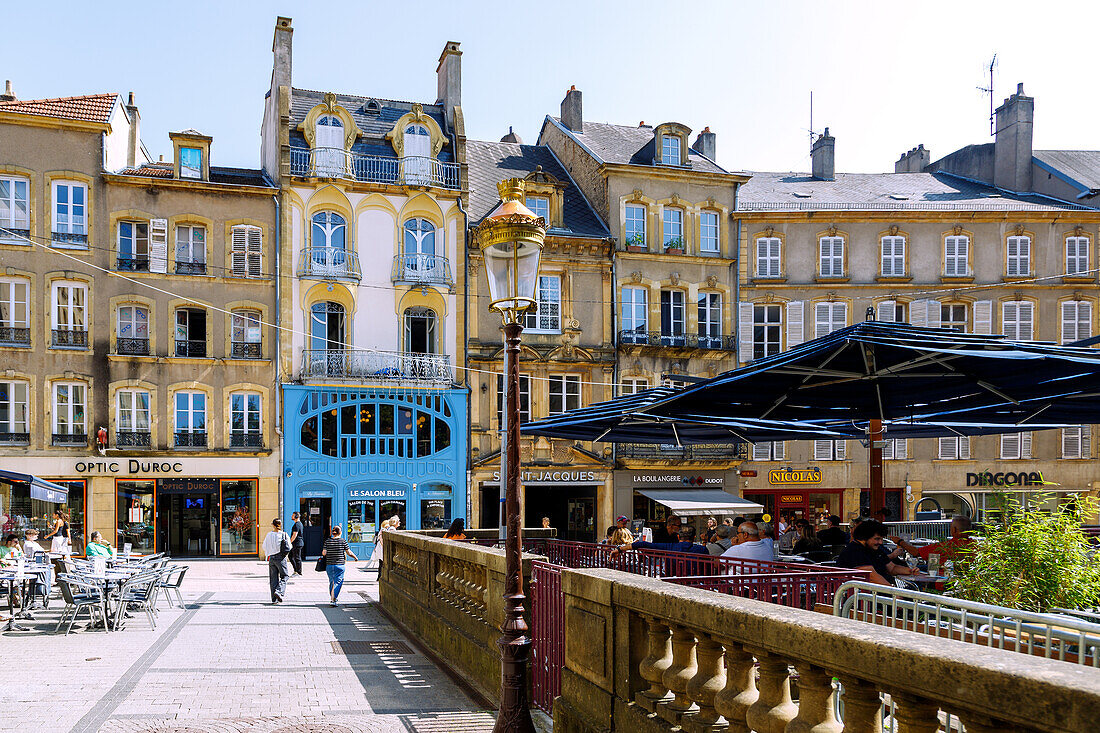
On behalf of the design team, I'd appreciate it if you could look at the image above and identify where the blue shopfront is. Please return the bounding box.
[283,385,467,558]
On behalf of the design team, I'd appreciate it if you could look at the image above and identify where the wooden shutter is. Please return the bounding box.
[149,218,168,273]
[958,436,970,459]
[878,300,896,323]
[1019,302,1034,340]
[774,441,785,460]
[753,442,771,460]
[909,300,928,328]
[738,302,754,363]
[1063,427,1080,458]
[768,239,781,277]
[973,301,993,335]
[1021,431,1032,459]
[1007,237,1020,276]
[814,440,831,460]
[925,301,941,329]
[247,226,263,278]
[939,436,956,460]
[1001,433,1019,459]
[835,440,846,460]
[231,226,248,277]
[756,239,767,276]
[786,301,803,349]
[1083,426,1092,458]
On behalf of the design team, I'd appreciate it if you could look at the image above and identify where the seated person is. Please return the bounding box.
[599,525,616,545]
[816,515,849,546]
[706,524,735,556]
[609,516,635,547]
[23,528,46,559]
[85,531,116,558]
[915,515,975,563]
[0,534,25,565]
[654,515,684,543]
[720,522,775,563]
[792,524,823,555]
[837,520,919,586]
[613,524,708,555]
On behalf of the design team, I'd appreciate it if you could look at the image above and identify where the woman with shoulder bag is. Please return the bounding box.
[261,519,292,604]
[322,525,358,606]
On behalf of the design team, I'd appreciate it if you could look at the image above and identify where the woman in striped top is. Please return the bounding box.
[322,525,359,606]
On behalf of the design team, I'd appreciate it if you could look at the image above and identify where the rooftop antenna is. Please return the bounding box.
[807,90,819,146]
[976,54,998,136]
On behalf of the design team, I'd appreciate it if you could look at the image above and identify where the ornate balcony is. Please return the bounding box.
[390,253,454,289]
[618,330,735,352]
[116,431,151,448]
[0,326,30,346]
[231,341,262,359]
[297,247,362,281]
[0,228,30,243]
[289,148,461,190]
[301,349,452,385]
[116,256,150,272]
[52,432,87,446]
[174,431,207,448]
[230,432,263,449]
[0,431,29,444]
[117,337,149,356]
[175,260,207,275]
[52,329,87,349]
[175,339,207,358]
[51,231,88,246]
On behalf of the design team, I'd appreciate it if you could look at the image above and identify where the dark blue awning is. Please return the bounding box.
[0,470,69,503]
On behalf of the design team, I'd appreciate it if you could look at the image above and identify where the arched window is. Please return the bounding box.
[310,211,347,274]
[310,302,345,350]
[404,307,437,354]
[297,391,453,459]
[404,125,431,183]
[316,115,345,176]
[403,219,436,275]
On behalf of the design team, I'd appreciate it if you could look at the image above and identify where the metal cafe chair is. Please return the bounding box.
[55,574,105,635]
[156,565,189,608]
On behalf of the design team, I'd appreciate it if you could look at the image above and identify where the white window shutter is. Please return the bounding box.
[753,442,770,460]
[769,239,781,277]
[1062,301,1076,344]
[247,226,263,277]
[774,441,785,460]
[1083,426,1092,458]
[926,301,941,329]
[1001,433,1019,459]
[786,301,804,349]
[149,218,168,273]
[896,439,907,460]
[1079,302,1092,342]
[1063,428,1078,458]
[738,302,754,363]
[835,440,846,460]
[959,436,970,459]
[973,301,993,335]
[938,437,955,460]
[231,227,248,276]
[1020,302,1034,340]
[814,440,830,460]
[1021,431,1032,459]
[878,300,896,323]
[909,299,928,328]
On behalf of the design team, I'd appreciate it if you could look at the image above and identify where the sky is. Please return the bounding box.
[7,1,1099,174]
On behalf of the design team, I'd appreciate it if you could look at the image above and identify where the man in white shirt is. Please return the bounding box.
[22,528,46,558]
[721,522,776,566]
[261,518,291,604]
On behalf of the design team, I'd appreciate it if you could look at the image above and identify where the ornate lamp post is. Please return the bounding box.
[474,178,546,733]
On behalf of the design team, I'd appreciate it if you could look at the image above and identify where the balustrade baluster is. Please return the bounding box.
[785,664,842,733]
[637,617,673,712]
[837,677,882,733]
[746,652,797,733]
[659,625,699,724]
[713,642,757,733]
[890,692,941,733]
[963,714,1026,733]
[683,634,726,732]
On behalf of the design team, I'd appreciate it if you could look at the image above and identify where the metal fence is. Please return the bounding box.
[530,561,564,715]
[882,519,953,540]
[300,349,453,385]
[289,148,460,189]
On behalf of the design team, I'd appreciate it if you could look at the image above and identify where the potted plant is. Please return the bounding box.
[625,233,647,252]
[663,236,685,254]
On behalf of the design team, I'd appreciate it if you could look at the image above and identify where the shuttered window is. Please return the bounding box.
[1062,425,1091,459]
[818,237,844,277]
[1061,300,1091,344]
[945,235,969,276]
[813,440,846,461]
[1002,301,1034,341]
[814,302,846,338]
[1006,235,1031,277]
[877,300,906,324]
[1066,236,1090,276]
[1000,432,1032,460]
[938,436,970,460]
[755,237,781,277]
[883,438,907,460]
[231,225,263,278]
[752,441,784,460]
[881,236,906,276]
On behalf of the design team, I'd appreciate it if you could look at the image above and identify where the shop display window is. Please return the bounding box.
[421,498,451,529]
[347,499,376,544]
[220,479,257,554]
[117,480,156,553]
[380,500,406,531]
[0,478,86,556]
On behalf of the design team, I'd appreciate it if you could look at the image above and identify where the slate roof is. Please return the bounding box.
[117,163,273,188]
[545,117,728,174]
[466,139,608,238]
[1034,150,1100,194]
[737,170,1090,212]
[0,93,118,124]
[289,88,453,162]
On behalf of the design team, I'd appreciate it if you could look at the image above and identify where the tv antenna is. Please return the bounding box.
[807,90,820,146]
[976,54,998,136]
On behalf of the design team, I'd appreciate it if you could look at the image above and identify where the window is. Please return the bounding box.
[402,217,437,276]
[660,290,685,344]
[526,196,549,222]
[941,304,967,332]
[231,310,262,358]
[819,237,845,277]
[51,281,87,348]
[117,221,149,271]
[0,176,29,236]
[52,181,87,239]
[1000,432,1032,460]
[662,209,683,247]
[945,235,970,276]
[496,374,531,426]
[548,375,581,415]
[624,204,646,247]
[813,440,846,461]
[753,304,782,359]
[661,134,680,165]
[117,305,150,355]
[404,307,437,354]
[881,236,906,277]
[179,147,202,179]
[309,301,345,350]
[524,275,561,332]
[938,435,970,460]
[1062,425,1091,459]
[0,381,29,442]
[1006,235,1031,277]
[883,438,907,460]
[752,441,784,461]
[814,302,846,338]
[231,392,262,447]
[116,390,151,444]
[621,287,647,343]
[1066,235,1090,276]
[697,292,721,346]
[175,225,206,274]
[1061,300,1091,344]
[1002,301,1034,341]
[404,124,432,183]
[53,382,86,443]
[174,391,207,447]
[315,115,345,176]
[175,308,207,357]
[621,378,649,395]
[0,279,29,345]
[877,300,906,323]
[755,237,781,277]
[230,225,262,278]
[700,211,719,253]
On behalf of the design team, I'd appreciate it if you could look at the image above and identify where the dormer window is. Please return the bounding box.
[180,147,202,179]
[661,135,680,165]
[525,196,549,223]
[365,99,381,116]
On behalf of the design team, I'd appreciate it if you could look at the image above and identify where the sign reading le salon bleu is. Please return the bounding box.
[348,489,407,499]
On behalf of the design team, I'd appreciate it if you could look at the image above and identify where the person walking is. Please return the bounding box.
[43,509,71,555]
[288,512,305,576]
[322,525,358,606]
[262,518,292,604]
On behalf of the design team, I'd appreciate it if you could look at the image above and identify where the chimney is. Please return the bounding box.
[0,80,14,102]
[561,86,582,133]
[500,126,523,144]
[125,92,141,168]
[272,17,294,92]
[811,127,835,181]
[894,144,930,173]
[994,82,1034,192]
[691,126,716,160]
[436,41,462,125]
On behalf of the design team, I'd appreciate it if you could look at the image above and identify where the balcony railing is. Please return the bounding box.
[0,326,30,346]
[390,253,454,288]
[175,339,207,358]
[301,349,453,385]
[115,431,151,448]
[0,431,29,444]
[297,247,362,281]
[230,432,263,449]
[231,341,262,359]
[618,330,735,351]
[175,260,207,275]
[289,147,461,190]
[174,431,207,448]
[0,228,30,242]
[51,231,88,246]
[117,337,150,356]
[116,256,150,272]
[616,443,747,460]
[52,329,88,348]
[52,432,87,446]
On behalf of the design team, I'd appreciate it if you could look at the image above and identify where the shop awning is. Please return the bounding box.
[636,489,764,517]
[0,470,69,503]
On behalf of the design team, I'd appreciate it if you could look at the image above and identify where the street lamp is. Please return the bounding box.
[474,178,546,733]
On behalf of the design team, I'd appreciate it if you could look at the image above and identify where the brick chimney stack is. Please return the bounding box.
[561,86,582,133]
[811,127,835,181]
[125,92,141,168]
[895,144,930,173]
[994,82,1034,192]
[691,126,716,161]
[436,41,462,126]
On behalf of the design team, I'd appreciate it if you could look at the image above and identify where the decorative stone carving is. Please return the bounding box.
[713,643,758,733]
[953,224,964,236]
[889,225,899,236]
[1014,223,1025,236]
[670,272,680,286]
[828,225,838,237]
[630,271,643,284]
[670,193,680,206]
[705,275,718,288]
[745,653,797,733]
[765,226,774,237]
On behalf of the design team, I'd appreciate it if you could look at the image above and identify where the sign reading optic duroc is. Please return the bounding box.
[768,468,822,485]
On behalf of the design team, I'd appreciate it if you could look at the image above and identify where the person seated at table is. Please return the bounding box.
[608,516,635,548]
[706,524,735,556]
[915,515,975,563]
[22,528,46,559]
[612,524,708,555]
[816,515,849,547]
[654,515,683,543]
[0,534,25,565]
[777,520,802,552]
[85,532,116,558]
[720,522,775,563]
[792,523,823,555]
[836,520,919,586]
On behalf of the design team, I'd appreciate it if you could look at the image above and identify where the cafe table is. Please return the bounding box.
[0,562,52,631]
[83,566,141,631]
[907,573,946,591]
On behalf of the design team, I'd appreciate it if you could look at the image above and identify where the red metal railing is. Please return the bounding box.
[530,560,564,715]
[664,572,858,611]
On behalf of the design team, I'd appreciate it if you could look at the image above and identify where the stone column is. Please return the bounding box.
[683,635,726,732]
[745,652,797,733]
[659,625,699,724]
[637,618,673,712]
[891,692,941,733]
[838,677,882,733]
[785,664,842,733]
[713,643,758,733]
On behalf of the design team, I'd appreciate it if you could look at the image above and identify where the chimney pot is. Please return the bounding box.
[691,126,717,161]
[811,127,836,181]
[894,143,930,173]
[0,80,15,102]
[561,86,583,133]
[128,91,135,106]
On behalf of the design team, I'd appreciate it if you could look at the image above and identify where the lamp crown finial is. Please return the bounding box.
[497,177,525,202]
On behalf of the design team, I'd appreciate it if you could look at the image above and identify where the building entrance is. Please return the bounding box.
[524,485,597,542]
[300,497,331,559]
[161,493,218,556]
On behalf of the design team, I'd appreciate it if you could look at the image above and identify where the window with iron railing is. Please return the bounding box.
[0,380,29,444]
[174,391,206,447]
[53,382,86,445]
[231,310,262,359]
[0,176,30,242]
[51,281,87,348]
[175,308,207,357]
[117,221,149,271]
[0,278,29,346]
[117,305,150,355]
[175,225,206,274]
[52,180,87,246]
[230,392,262,448]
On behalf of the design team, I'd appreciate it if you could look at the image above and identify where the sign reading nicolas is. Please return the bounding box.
[768,468,822,485]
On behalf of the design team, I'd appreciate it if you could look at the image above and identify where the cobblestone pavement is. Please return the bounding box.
[0,560,496,732]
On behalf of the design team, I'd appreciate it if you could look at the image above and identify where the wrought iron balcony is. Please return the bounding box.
[51,231,88,246]
[0,228,30,242]
[0,326,30,346]
[52,329,88,348]
[175,260,207,275]
[174,431,207,448]
[116,431,151,448]
[117,337,149,356]
[289,148,461,190]
[301,349,453,385]
[116,256,150,272]
[231,341,262,359]
[390,253,454,288]
[52,432,87,446]
[618,330,735,352]
[617,442,747,460]
[297,247,362,281]
[0,431,29,444]
[230,432,263,449]
[175,339,207,358]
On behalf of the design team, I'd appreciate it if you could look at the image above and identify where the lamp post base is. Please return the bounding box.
[493,591,536,733]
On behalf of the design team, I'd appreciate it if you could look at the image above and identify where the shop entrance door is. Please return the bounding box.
[162,493,218,557]
[523,485,597,542]
[300,497,331,559]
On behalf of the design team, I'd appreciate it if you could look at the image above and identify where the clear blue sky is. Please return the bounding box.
[8,1,1098,174]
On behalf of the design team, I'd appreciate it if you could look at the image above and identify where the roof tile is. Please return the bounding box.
[549,117,728,174]
[0,93,117,124]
